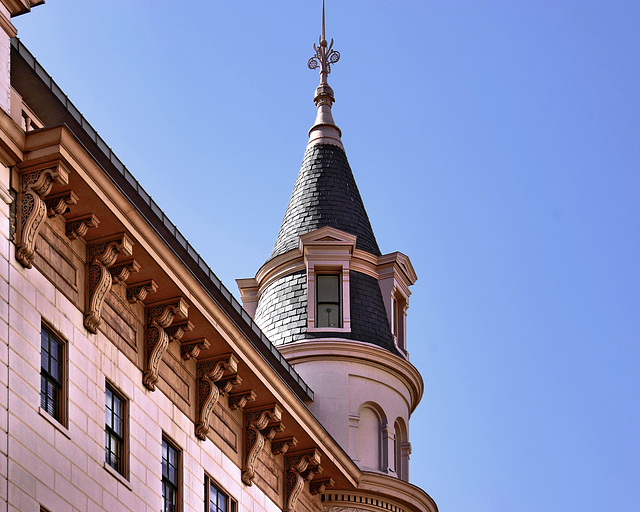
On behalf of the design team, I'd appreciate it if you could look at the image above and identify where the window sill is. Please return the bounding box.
[103,461,132,490]
[38,407,70,439]
[307,326,350,333]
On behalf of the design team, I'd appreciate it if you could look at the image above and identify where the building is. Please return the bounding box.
[0,2,437,512]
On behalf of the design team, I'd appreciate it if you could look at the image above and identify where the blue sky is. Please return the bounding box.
[14,2,640,511]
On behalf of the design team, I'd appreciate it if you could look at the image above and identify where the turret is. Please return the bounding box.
[237,1,422,481]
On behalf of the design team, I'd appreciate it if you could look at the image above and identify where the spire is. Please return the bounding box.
[307,0,343,148]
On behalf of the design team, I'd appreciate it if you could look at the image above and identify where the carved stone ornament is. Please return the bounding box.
[126,279,158,304]
[271,435,298,456]
[15,163,70,268]
[65,213,100,240]
[142,297,189,391]
[180,337,210,360]
[228,389,257,410]
[108,258,140,285]
[84,234,134,334]
[45,190,78,217]
[285,449,323,512]
[310,477,335,495]
[195,354,240,441]
[165,319,194,343]
[242,404,285,486]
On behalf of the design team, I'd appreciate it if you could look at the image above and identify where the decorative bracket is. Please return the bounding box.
[45,190,78,217]
[271,435,298,456]
[228,389,257,410]
[285,449,323,512]
[180,337,210,360]
[165,319,194,343]
[84,233,134,334]
[65,213,99,240]
[310,477,335,496]
[142,297,189,390]
[108,258,140,285]
[126,279,158,304]
[195,354,240,440]
[15,163,70,268]
[242,404,285,486]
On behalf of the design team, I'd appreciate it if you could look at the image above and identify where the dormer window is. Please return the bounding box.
[391,291,407,353]
[316,274,341,328]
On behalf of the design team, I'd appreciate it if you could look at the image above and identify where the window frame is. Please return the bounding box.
[205,475,236,512]
[40,323,66,426]
[105,382,128,477]
[162,435,182,512]
[315,273,342,328]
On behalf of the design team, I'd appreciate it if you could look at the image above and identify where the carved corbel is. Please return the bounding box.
[195,354,239,440]
[228,389,257,410]
[15,164,70,267]
[180,338,210,360]
[165,319,194,343]
[108,258,140,285]
[84,234,134,334]
[126,279,158,304]
[271,435,298,456]
[242,404,285,486]
[310,477,335,495]
[142,297,189,391]
[65,213,100,240]
[285,449,323,512]
[45,190,78,217]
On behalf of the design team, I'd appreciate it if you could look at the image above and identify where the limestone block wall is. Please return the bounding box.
[0,168,282,511]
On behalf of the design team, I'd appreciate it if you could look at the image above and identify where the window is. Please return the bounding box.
[162,437,180,512]
[205,476,236,512]
[105,384,126,475]
[316,274,341,328]
[40,325,64,423]
[391,292,407,353]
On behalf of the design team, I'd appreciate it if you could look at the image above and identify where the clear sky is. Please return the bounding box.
[14,1,640,511]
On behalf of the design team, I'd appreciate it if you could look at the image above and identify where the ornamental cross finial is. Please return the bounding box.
[307,0,340,85]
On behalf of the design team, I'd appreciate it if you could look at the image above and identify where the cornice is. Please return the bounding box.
[18,123,362,488]
[278,339,424,413]
[0,108,25,166]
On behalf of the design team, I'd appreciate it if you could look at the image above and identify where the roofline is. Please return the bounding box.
[10,36,314,402]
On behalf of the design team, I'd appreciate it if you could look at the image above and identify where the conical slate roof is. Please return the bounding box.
[269,143,381,259]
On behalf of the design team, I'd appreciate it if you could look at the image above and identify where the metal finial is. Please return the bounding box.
[307,0,340,85]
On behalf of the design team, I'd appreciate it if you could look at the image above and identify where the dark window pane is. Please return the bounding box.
[317,275,339,302]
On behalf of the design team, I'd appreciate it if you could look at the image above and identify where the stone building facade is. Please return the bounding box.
[0,3,437,512]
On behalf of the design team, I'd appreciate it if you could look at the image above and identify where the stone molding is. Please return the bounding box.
[284,449,322,512]
[142,297,189,390]
[279,340,424,414]
[195,354,239,440]
[242,404,285,486]
[85,233,134,334]
[15,162,69,268]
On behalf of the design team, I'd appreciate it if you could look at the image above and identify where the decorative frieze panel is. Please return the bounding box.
[180,337,210,360]
[284,449,323,512]
[85,234,134,334]
[242,404,285,486]
[65,213,99,240]
[196,354,240,441]
[228,389,257,410]
[15,163,70,268]
[310,477,334,495]
[126,279,158,304]
[108,258,140,285]
[142,297,189,391]
[45,190,78,217]
[271,435,298,456]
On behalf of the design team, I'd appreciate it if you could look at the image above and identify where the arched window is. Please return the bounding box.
[357,403,388,472]
[394,418,409,481]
